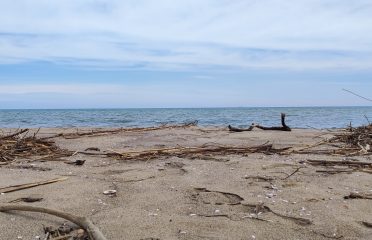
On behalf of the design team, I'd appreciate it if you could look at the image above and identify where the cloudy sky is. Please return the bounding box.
[0,0,371,108]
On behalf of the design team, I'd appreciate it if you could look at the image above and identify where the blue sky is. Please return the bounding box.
[0,0,371,108]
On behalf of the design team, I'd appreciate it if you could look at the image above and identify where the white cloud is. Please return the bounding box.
[0,0,372,69]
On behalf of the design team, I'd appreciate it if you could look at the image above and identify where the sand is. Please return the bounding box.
[0,127,371,240]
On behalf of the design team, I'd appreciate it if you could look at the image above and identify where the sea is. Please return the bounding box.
[0,107,371,129]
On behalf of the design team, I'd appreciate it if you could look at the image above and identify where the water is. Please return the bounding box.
[0,107,371,129]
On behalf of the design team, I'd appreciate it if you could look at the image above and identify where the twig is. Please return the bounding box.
[281,167,302,180]
[0,129,29,140]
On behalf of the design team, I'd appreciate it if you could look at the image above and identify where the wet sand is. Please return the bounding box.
[0,127,371,240]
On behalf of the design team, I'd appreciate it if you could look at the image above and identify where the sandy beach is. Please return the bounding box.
[0,126,371,240]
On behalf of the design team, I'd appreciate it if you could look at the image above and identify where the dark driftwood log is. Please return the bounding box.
[0,205,107,240]
[228,124,254,132]
[255,113,291,131]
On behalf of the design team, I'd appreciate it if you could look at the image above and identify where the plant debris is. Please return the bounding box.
[0,129,73,164]
[109,143,289,161]
[43,121,198,139]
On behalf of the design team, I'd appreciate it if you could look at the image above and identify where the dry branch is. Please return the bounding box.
[0,128,29,140]
[0,205,107,240]
[228,113,291,132]
[0,177,68,193]
[255,113,291,131]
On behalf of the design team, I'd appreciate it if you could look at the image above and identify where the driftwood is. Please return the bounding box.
[228,113,291,132]
[255,113,291,131]
[0,205,107,240]
[228,125,254,132]
[0,177,68,193]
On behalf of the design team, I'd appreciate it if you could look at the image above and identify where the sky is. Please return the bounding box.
[0,0,372,108]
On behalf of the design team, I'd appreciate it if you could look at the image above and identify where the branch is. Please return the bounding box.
[255,113,291,131]
[0,205,107,240]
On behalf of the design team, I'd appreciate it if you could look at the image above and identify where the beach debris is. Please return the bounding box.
[0,177,68,194]
[0,205,107,240]
[103,190,117,197]
[6,164,52,171]
[109,142,289,161]
[192,187,244,205]
[43,224,83,239]
[244,175,275,182]
[85,147,100,151]
[8,196,43,203]
[228,113,291,132]
[228,124,254,132]
[281,167,303,180]
[360,221,372,228]
[315,169,354,174]
[305,159,372,174]
[344,192,372,200]
[0,129,73,164]
[65,159,86,166]
[43,121,198,139]
[0,128,29,140]
[285,124,372,156]
[255,113,292,131]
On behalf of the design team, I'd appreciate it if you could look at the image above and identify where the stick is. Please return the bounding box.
[307,159,372,168]
[0,177,68,193]
[0,205,107,240]
[281,167,302,180]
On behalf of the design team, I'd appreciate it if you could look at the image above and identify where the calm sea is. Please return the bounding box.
[0,107,371,129]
